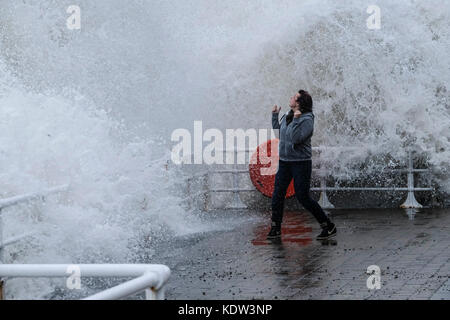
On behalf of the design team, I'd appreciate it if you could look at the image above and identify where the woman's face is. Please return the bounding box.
[289,92,301,109]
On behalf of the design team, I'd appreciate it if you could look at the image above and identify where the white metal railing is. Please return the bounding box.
[0,185,69,299]
[0,185,69,210]
[0,185,69,262]
[0,186,171,300]
[0,264,170,300]
[185,146,433,210]
[185,171,209,211]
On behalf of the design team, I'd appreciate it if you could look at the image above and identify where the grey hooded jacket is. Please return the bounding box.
[272,111,314,161]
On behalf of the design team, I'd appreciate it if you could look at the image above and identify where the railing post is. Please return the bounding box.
[400,149,423,208]
[228,154,247,209]
[0,279,4,300]
[0,208,3,263]
[0,208,4,300]
[145,286,165,300]
[0,207,3,300]
[145,287,156,300]
[318,175,335,209]
[317,150,334,209]
[186,177,192,210]
[203,173,209,211]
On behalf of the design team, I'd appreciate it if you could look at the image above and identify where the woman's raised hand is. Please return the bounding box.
[272,105,281,113]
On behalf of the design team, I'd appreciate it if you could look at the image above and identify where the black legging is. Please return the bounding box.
[271,159,330,225]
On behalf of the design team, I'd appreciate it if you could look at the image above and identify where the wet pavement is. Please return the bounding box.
[157,208,450,300]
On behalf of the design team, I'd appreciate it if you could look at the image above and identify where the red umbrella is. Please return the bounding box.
[249,138,295,198]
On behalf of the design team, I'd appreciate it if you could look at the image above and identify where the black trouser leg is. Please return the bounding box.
[271,160,293,224]
[291,160,331,226]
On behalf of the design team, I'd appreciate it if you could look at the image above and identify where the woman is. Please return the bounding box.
[267,90,337,240]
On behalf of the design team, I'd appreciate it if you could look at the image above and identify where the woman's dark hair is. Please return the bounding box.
[296,90,313,112]
[286,89,313,125]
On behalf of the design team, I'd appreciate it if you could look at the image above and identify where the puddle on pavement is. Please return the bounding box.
[251,212,313,246]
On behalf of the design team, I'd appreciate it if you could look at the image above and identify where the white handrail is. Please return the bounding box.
[214,146,362,153]
[0,264,171,300]
[0,185,69,262]
[0,187,172,300]
[197,147,433,209]
[85,273,163,300]
[0,184,69,210]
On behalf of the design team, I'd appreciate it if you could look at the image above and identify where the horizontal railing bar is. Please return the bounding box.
[0,264,170,301]
[0,264,170,278]
[210,187,433,192]
[214,146,365,153]
[84,272,160,300]
[210,189,257,192]
[313,187,433,191]
[212,170,250,174]
[214,149,254,153]
[209,168,429,173]
[1,232,36,248]
[0,185,69,210]
[212,146,428,155]
[185,172,209,180]
[185,191,207,198]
